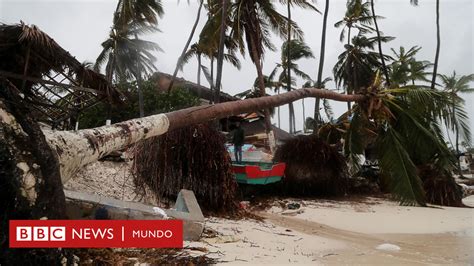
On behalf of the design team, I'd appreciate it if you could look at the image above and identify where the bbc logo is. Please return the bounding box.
[16,226,66,241]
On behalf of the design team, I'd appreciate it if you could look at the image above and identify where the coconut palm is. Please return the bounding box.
[94,24,161,85]
[113,0,164,28]
[270,39,314,133]
[180,40,241,89]
[389,46,432,86]
[112,0,163,118]
[334,0,374,45]
[439,71,474,176]
[333,34,393,97]
[95,0,162,118]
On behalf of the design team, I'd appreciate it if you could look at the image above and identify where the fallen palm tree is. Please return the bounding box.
[274,135,349,196]
[132,124,238,214]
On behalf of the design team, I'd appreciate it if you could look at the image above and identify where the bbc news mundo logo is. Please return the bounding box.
[9,220,183,248]
[16,226,66,241]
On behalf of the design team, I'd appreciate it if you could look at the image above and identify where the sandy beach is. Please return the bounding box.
[66,161,473,264]
[185,196,474,264]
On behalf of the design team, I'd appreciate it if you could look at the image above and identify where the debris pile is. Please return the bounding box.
[274,135,349,196]
[132,124,238,214]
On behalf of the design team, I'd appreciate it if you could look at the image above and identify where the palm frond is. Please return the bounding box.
[376,125,426,206]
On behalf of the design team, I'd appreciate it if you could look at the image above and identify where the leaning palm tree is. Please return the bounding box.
[167,0,205,92]
[269,39,314,133]
[314,0,330,132]
[439,71,474,176]
[228,0,304,151]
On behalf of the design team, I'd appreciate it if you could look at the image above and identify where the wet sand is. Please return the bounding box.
[189,196,474,264]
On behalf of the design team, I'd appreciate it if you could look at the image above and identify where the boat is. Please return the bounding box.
[231,161,286,185]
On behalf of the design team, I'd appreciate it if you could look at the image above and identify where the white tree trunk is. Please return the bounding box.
[44,114,170,182]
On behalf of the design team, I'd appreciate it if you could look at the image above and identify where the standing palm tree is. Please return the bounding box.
[179,40,241,89]
[369,0,390,85]
[389,46,432,86]
[114,0,163,118]
[94,24,161,85]
[408,0,440,90]
[214,0,230,103]
[269,39,314,133]
[333,34,393,97]
[431,0,441,90]
[113,0,163,28]
[96,0,163,118]
[439,71,474,176]
[335,0,373,46]
[228,0,304,150]
[335,0,375,111]
[314,0,329,132]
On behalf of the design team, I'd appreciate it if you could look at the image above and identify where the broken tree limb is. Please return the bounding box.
[41,87,366,183]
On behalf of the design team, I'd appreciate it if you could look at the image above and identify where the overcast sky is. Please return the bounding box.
[1,0,473,140]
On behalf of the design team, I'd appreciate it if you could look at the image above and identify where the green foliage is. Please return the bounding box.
[333,34,393,94]
[78,81,199,129]
[344,108,367,173]
[388,46,432,86]
[95,0,163,83]
[376,125,426,206]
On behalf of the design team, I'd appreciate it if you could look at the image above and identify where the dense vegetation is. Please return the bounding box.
[79,80,199,128]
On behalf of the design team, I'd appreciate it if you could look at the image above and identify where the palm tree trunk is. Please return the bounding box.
[347,26,352,46]
[277,86,281,128]
[249,34,275,150]
[314,0,330,133]
[197,53,202,86]
[289,102,293,134]
[347,25,353,113]
[214,0,230,104]
[167,0,204,92]
[370,0,390,86]
[210,57,215,103]
[431,0,440,90]
[136,75,145,118]
[134,33,145,118]
[287,1,293,134]
[453,99,464,177]
[302,98,305,132]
